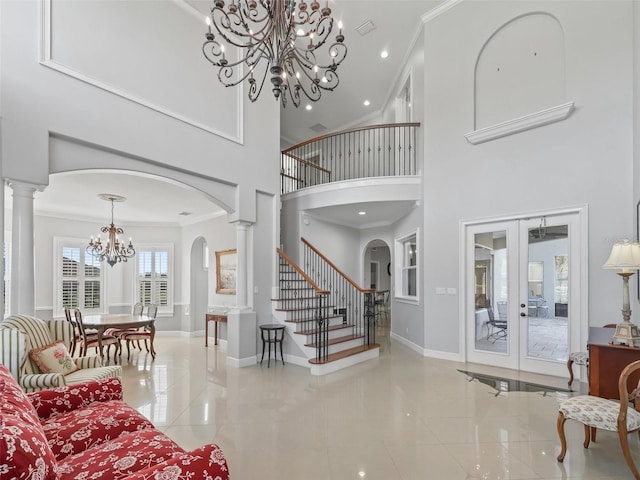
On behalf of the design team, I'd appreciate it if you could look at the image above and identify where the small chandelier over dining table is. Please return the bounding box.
[87,194,135,267]
[202,0,347,108]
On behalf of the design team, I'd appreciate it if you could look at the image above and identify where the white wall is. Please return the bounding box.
[1,1,279,202]
[0,0,281,337]
[422,1,635,354]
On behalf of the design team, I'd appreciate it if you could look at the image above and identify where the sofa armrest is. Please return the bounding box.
[27,376,123,419]
[74,355,102,369]
[124,444,229,480]
[20,372,67,392]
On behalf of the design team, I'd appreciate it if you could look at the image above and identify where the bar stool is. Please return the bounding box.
[259,324,285,367]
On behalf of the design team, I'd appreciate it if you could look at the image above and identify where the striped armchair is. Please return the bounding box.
[0,315,121,392]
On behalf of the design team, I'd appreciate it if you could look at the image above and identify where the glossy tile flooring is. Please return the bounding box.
[118,332,640,480]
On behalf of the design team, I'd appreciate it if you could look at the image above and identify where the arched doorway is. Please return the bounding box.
[364,239,391,336]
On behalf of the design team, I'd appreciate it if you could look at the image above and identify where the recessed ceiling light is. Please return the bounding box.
[363,100,370,106]
[380,50,389,59]
[358,211,366,215]
[306,104,312,111]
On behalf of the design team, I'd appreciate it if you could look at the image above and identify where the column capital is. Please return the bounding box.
[230,220,253,230]
[7,180,46,197]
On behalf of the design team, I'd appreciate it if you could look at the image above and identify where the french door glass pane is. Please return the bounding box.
[474,231,507,353]
[526,224,568,360]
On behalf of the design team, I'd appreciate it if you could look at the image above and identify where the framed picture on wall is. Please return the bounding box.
[216,249,237,294]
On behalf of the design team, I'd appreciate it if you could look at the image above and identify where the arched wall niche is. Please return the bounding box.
[466,12,574,144]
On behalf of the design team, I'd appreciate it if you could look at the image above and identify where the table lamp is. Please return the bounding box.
[603,241,640,346]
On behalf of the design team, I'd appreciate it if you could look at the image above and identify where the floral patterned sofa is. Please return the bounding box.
[0,364,229,480]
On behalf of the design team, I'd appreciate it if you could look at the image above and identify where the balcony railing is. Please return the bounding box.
[281,122,420,194]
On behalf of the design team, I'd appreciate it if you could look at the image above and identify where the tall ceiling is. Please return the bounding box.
[17,1,442,227]
[280,0,443,146]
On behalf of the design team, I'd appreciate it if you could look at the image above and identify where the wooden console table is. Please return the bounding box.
[588,326,640,399]
[205,313,227,346]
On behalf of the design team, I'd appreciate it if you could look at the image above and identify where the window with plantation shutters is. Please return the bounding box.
[135,244,172,313]
[55,238,106,317]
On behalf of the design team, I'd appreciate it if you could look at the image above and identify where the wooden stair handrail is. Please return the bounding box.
[282,122,421,154]
[301,237,376,294]
[281,152,332,174]
[277,248,329,296]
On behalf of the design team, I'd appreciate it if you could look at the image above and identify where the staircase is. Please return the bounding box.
[272,244,379,376]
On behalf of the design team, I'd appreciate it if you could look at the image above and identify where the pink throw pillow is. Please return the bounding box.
[29,341,78,375]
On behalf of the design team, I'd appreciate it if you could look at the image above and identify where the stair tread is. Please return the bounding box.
[293,324,353,335]
[309,344,380,364]
[271,296,320,301]
[276,306,335,312]
[305,333,363,347]
[285,315,343,323]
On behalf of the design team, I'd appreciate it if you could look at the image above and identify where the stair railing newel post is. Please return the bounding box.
[364,292,375,345]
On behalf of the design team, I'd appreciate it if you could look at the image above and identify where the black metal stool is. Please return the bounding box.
[259,324,285,367]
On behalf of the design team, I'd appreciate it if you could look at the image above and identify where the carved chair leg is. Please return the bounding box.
[583,424,591,449]
[127,340,132,361]
[557,412,568,462]
[618,430,640,479]
[590,426,597,443]
[567,359,575,387]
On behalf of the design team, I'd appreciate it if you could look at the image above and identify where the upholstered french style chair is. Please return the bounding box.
[0,314,121,392]
[557,359,640,479]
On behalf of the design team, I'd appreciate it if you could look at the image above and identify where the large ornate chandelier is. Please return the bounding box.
[87,194,135,267]
[202,0,347,108]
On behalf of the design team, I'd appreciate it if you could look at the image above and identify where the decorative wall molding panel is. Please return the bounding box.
[464,101,574,144]
[39,0,243,144]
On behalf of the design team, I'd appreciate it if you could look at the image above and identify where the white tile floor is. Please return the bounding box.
[117,330,640,480]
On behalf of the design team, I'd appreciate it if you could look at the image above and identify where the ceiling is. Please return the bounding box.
[280,0,443,145]
[305,200,418,229]
[13,1,440,228]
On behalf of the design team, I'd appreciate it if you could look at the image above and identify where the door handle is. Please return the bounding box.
[520,304,526,308]
[520,312,527,317]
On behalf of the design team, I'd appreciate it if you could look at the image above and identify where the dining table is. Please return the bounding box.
[81,313,156,360]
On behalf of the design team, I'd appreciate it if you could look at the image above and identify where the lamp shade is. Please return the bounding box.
[603,242,640,273]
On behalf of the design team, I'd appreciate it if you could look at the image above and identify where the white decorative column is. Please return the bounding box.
[9,181,40,317]
[226,220,256,368]
[235,221,250,309]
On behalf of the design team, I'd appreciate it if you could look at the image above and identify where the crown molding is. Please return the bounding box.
[465,101,575,145]
[421,0,466,24]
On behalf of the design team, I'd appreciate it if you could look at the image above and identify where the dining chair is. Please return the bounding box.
[557,359,640,479]
[105,302,147,346]
[567,323,617,388]
[118,303,157,361]
[74,308,120,359]
[133,302,144,315]
[64,307,98,356]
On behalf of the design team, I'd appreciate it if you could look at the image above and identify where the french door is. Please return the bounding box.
[465,212,584,377]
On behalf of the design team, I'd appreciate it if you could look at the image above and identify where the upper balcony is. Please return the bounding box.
[281,122,421,195]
